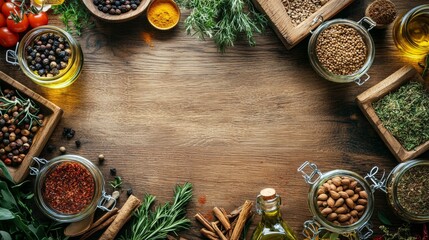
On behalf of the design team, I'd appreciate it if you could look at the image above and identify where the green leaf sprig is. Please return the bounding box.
[52,0,94,36]
[0,90,42,130]
[109,176,123,189]
[176,0,267,52]
[120,182,193,240]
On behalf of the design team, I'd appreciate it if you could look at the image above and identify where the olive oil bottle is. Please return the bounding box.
[251,188,299,240]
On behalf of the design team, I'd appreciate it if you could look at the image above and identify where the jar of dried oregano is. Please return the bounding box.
[385,159,429,223]
[308,18,376,85]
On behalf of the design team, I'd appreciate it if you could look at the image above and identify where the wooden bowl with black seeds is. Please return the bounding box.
[82,0,150,22]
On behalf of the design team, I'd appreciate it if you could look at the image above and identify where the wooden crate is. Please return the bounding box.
[356,66,429,162]
[252,0,354,49]
[0,71,63,183]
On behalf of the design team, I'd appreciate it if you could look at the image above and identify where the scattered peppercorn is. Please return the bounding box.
[93,0,140,15]
[59,146,66,154]
[110,168,117,176]
[75,140,81,148]
[25,33,71,77]
[98,154,105,163]
[127,188,133,196]
[46,144,55,153]
[62,127,75,139]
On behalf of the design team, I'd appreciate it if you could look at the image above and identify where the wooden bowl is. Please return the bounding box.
[0,71,63,183]
[356,65,429,162]
[82,0,151,23]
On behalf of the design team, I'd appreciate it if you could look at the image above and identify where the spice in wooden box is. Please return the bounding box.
[365,0,397,28]
[282,0,329,26]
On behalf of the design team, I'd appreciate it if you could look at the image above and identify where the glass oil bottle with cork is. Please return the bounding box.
[251,188,299,240]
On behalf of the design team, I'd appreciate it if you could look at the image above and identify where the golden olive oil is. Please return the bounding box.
[393,5,429,56]
[33,0,65,6]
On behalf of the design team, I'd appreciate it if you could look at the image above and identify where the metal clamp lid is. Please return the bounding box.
[97,191,117,211]
[29,157,49,176]
[356,221,374,239]
[364,166,387,193]
[358,17,376,31]
[302,219,323,240]
[354,73,371,86]
[310,15,324,34]
[298,161,322,185]
[5,42,19,66]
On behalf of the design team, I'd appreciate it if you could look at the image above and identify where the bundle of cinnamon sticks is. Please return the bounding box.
[195,200,253,240]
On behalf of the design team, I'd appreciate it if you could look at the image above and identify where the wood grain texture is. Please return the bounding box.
[252,0,354,49]
[0,0,428,238]
[0,71,63,183]
[356,66,429,162]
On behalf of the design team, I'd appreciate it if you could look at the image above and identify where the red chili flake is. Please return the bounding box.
[198,195,207,205]
[43,162,95,214]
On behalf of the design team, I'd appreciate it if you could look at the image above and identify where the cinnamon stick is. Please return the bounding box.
[80,213,118,240]
[228,205,243,219]
[211,222,228,240]
[213,207,231,231]
[88,208,119,232]
[230,200,253,240]
[195,213,215,232]
[98,195,141,240]
[200,228,220,240]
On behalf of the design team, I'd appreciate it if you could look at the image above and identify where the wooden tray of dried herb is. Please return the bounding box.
[252,0,355,49]
[356,65,429,162]
[0,71,63,183]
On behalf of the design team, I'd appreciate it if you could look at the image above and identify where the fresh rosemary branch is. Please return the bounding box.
[0,91,42,130]
[373,81,429,151]
[120,182,193,240]
[176,0,267,52]
[52,0,94,36]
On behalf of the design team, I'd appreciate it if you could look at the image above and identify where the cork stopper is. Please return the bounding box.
[260,188,277,200]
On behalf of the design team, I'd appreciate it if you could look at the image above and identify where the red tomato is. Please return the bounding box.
[28,11,48,28]
[0,27,19,48]
[1,2,18,17]
[6,14,28,33]
[0,13,5,27]
[0,0,4,9]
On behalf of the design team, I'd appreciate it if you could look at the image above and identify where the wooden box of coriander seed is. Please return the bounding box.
[252,0,354,49]
[356,66,429,162]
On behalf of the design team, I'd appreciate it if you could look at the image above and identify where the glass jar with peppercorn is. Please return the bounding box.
[30,154,115,222]
[297,161,375,240]
[17,25,83,89]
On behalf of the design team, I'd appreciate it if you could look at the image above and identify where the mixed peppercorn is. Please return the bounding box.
[0,88,43,166]
[93,0,141,15]
[25,32,71,77]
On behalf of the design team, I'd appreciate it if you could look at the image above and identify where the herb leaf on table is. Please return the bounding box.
[119,182,193,240]
[52,0,94,36]
[176,0,267,52]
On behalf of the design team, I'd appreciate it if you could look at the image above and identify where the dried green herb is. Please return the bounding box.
[396,165,429,215]
[373,81,429,151]
[379,224,416,240]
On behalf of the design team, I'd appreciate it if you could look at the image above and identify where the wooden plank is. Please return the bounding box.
[356,66,429,162]
[252,0,355,49]
[0,71,63,183]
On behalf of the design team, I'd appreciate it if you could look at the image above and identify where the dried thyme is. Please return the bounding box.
[373,81,429,151]
[396,165,429,215]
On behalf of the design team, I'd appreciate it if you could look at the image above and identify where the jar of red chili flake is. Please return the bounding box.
[30,155,115,222]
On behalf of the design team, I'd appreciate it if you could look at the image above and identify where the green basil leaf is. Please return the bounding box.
[378,211,393,226]
[0,208,14,220]
[0,181,17,210]
[0,162,13,183]
[330,232,339,240]
[0,230,12,240]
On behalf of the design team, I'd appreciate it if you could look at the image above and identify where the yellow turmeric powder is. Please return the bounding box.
[147,0,180,30]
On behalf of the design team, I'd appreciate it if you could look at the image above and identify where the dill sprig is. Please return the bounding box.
[120,182,193,240]
[373,81,429,151]
[176,0,267,52]
[52,0,94,36]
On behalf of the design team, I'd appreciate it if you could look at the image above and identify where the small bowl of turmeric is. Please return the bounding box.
[147,0,181,30]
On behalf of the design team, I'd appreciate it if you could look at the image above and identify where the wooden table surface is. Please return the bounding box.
[1,0,428,239]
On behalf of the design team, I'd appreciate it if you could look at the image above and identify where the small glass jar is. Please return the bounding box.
[385,159,429,223]
[392,4,429,57]
[298,161,374,240]
[30,155,114,222]
[17,26,83,89]
[308,18,376,85]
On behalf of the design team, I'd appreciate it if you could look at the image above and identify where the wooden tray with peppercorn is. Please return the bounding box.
[0,71,63,183]
[356,65,429,162]
[252,0,354,49]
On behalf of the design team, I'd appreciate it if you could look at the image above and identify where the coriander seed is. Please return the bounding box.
[59,146,66,154]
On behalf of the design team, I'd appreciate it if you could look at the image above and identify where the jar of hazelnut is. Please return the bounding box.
[297,161,374,240]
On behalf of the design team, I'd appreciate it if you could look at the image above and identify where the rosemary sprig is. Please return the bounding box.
[52,0,94,36]
[176,0,267,52]
[0,91,42,130]
[120,182,193,240]
[373,81,429,151]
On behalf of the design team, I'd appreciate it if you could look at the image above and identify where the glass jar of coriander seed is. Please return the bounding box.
[298,161,375,240]
[308,18,376,85]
